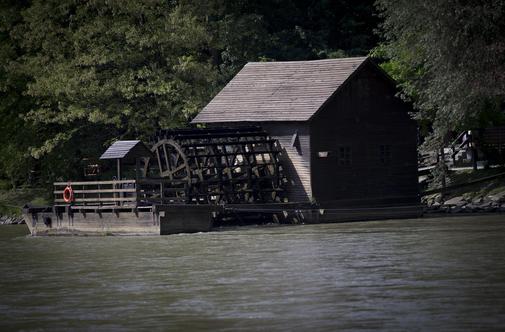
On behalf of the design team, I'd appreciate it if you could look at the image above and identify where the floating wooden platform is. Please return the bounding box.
[23,202,422,236]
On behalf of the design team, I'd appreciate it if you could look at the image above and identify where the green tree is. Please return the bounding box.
[0,0,35,188]
[15,1,218,152]
[2,0,379,184]
[375,0,505,149]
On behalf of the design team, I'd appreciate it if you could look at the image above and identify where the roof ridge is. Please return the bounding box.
[245,56,368,65]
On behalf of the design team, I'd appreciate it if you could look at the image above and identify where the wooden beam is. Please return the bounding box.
[53,189,136,194]
[55,197,137,203]
[54,180,136,186]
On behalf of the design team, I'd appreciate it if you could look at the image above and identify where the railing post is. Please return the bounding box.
[160,181,164,204]
[135,158,140,207]
[451,145,456,165]
[135,180,140,207]
[114,180,118,207]
[120,180,124,207]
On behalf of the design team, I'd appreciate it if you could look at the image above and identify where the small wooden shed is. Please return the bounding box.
[192,57,419,207]
[100,140,153,180]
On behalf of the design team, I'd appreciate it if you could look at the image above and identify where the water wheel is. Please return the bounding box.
[149,139,191,181]
[144,126,286,204]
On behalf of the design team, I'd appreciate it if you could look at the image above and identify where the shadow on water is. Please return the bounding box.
[1,215,505,331]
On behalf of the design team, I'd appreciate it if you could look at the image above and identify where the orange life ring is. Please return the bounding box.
[63,185,74,203]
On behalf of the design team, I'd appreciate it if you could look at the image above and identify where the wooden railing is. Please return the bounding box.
[136,178,187,205]
[54,180,137,206]
[449,130,473,165]
[53,179,188,207]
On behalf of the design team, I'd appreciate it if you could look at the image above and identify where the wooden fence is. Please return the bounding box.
[53,179,188,207]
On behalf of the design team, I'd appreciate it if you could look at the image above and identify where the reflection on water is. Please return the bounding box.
[1,215,505,331]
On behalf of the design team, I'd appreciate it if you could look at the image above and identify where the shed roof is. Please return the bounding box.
[99,140,153,162]
[192,56,369,123]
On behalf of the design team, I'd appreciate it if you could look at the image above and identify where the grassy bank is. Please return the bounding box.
[444,167,505,200]
[424,167,505,206]
[0,186,51,217]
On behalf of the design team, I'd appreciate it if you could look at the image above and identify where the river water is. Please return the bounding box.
[1,215,505,331]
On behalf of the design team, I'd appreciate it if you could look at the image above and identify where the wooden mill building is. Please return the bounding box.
[192,57,419,208]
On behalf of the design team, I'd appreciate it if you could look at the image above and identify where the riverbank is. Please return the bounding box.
[1,169,504,227]
[0,187,50,225]
[423,167,505,214]
[0,216,25,225]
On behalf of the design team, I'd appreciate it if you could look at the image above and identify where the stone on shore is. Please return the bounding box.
[0,215,25,225]
[489,191,505,203]
[443,196,466,206]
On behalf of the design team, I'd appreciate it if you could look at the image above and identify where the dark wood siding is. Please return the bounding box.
[310,62,419,206]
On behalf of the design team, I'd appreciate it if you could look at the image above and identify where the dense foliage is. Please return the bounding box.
[1,0,504,188]
[374,0,505,149]
[0,0,378,187]
[0,0,379,187]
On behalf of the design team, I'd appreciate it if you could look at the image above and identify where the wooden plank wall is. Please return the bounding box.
[261,123,312,202]
[310,63,419,205]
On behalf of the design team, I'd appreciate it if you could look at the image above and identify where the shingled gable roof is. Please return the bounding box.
[192,56,369,124]
[100,140,153,162]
